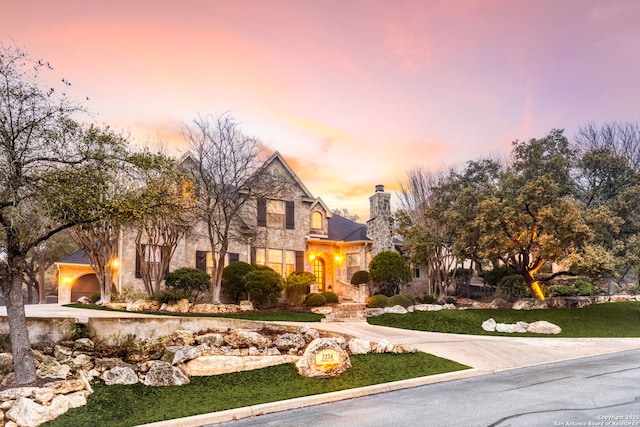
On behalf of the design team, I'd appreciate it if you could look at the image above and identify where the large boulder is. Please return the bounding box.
[185,355,299,376]
[224,330,271,349]
[481,318,497,332]
[6,395,70,427]
[297,326,320,343]
[168,330,196,346]
[372,339,395,353]
[163,346,199,365]
[36,358,70,379]
[296,338,351,378]
[384,305,408,314]
[161,299,192,313]
[495,322,529,333]
[413,304,442,312]
[564,297,592,308]
[512,299,548,310]
[239,300,254,311]
[527,321,562,335]
[72,338,95,353]
[103,366,139,385]
[273,334,306,352]
[44,379,86,394]
[195,333,224,347]
[127,299,161,312]
[364,308,385,317]
[143,361,190,387]
[347,338,371,355]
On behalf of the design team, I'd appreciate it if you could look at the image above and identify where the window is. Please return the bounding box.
[285,250,296,276]
[255,248,266,266]
[312,211,323,229]
[267,200,285,228]
[136,244,162,278]
[346,253,361,282]
[268,249,282,274]
[253,248,299,277]
[196,250,217,275]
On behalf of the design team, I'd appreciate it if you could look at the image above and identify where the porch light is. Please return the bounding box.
[61,276,73,286]
[308,252,316,261]
[334,254,343,264]
[111,258,120,269]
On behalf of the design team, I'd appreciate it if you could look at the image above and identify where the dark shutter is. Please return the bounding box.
[257,198,267,226]
[135,244,145,278]
[195,251,207,272]
[228,253,239,264]
[295,251,304,272]
[250,247,256,265]
[285,201,295,229]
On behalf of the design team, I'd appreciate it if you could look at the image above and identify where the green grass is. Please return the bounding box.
[43,353,469,427]
[368,301,640,337]
[64,303,325,322]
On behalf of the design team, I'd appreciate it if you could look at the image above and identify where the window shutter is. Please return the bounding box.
[135,244,145,278]
[285,201,295,229]
[295,251,304,272]
[250,247,256,265]
[228,253,239,264]
[257,198,267,227]
[195,251,207,272]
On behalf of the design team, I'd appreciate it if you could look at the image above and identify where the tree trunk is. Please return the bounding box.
[6,270,37,384]
[38,254,46,304]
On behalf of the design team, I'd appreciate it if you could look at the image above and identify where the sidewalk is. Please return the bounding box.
[7,304,640,426]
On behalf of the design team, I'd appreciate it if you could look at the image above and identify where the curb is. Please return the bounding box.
[135,368,481,427]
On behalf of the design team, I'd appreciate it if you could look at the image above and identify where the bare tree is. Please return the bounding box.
[183,114,285,304]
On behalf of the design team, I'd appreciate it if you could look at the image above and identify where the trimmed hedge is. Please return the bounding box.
[321,291,339,304]
[366,294,389,308]
[304,293,327,307]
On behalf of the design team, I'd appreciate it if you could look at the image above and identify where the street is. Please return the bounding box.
[216,349,640,427]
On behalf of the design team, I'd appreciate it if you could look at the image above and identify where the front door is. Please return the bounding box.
[312,258,325,292]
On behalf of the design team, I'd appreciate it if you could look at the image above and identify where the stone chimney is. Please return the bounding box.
[367,185,394,257]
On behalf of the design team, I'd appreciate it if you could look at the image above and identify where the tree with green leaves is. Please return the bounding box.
[0,44,127,383]
[368,250,412,296]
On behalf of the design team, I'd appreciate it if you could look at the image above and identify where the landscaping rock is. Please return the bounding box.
[413,304,442,312]
[169,330,196,346]
[0,387,38,402]
[384,305,408,314]
[102,366,139,385]
[273,334,306,352]
[547,298,567,308]
[512,299,548,310]
[31,388,55,405]
[66,391,90,409]
[103,302,127,310]
[495,322,529,333]
[297,326,320,343]
[347,338,371,355]
[310,306,333,315]
[189,303,239,314]
[163,346,198,365]
[70,354,93,371]
[93,358,136,372]
[161,299,192,313]
[127,299,160,312]
[185,355,299,376]
[224,330,271,349]
[53,345,73,363]
[481,318,497,332]
[6,397,56,427]
[77,296,91,305]
[195,333,224,347]
[239,300,254,311]
[72,338,95,353]
[564,297,592,308]
[296,338,351,378]
[36,359,70,379]
[527,321,562,334]
[393,344,418,353]
[364,308,385,317]
[143,361,190,387]
[372,339,395,353]
[44,379,86,395]
[0,354,13,375]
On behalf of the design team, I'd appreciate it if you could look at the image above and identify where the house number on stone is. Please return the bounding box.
[315,349,339,365]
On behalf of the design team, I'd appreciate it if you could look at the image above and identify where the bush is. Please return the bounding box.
[321,291,339,304]
[154,288,190,305]
[388,294,412,308]
[222,262,255,303]
[496,275,530,300]
[550,284,578,297]
[164,267,211,302]
[285,271,316,306]
[366,294,389,308]
[304,292,327,307]
[350,270,371,285]
[576,279,602,296]
[90,292,101,304]
[445,296,457,305]
[369,251,412,297]
[416,294,438,304]
[480,265,517,287]
[245,267,284,309]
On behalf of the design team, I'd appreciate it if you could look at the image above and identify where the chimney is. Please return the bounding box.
[375,184,384,193]
[367,184,393,256]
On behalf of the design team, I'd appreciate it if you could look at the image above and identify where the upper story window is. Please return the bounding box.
[312,211,323,229]
[258,198,295,229]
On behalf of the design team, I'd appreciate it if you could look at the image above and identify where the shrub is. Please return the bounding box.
[445,296,457,305]
[576,279,602,296]
[90,292,101,304]
[321,291,339,304]
[369,251,412,297]
[222,262,255,303]
[304,292,327,307]
[245,267,284,309]
[496,275,530,300]
[154,288,190,305]
[388,294,412,308]
[480,265,517,287]
[550,284,578,297]
[366,294,389,308]
[285,271,316,306]
[350,270,371,285]
[164,267,211,302]
[416,294,438,304]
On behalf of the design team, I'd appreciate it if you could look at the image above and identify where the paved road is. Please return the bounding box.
[216,349,640,427]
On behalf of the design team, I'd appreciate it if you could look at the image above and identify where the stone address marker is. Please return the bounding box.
[296,338,351,378]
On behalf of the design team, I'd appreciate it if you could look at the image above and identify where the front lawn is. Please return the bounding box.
[368,301,640,337]
[43,352,470,427]
[64,303,324,322]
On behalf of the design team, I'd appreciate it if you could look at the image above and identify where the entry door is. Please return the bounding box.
[312,258,325,292]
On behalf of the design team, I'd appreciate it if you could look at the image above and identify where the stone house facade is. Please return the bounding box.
[55,152,397,304]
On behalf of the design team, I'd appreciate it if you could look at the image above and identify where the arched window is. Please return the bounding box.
[312,211,323,229]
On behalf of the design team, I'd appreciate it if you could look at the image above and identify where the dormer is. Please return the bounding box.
[309,198,331,238]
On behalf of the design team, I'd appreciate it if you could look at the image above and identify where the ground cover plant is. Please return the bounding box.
[44,353,470,427]
[368,301,640,337]
[64,303,324,322]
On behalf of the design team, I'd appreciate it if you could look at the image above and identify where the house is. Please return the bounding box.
[55,152,396,304]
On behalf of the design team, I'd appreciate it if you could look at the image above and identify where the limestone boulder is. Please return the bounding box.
[31,388,55,404]
[495,322,529,333]
[564,297,592,308]
[384,305,408,314]
[297,326,320,343]
[36,358,70,379]
[66,390,91,409]
[0,387,39,402]
[103,366,139,385]
[185,355,299,376]
[239,300,254,311]
[163,346,198,365]
[77,296,91,305]
[526,321,562,335]
[611,295,631,302]
[224,330,271,349]
[72,338,95,353]
[296,338,351,378]
[310,306,333,315]
[127,299,160,312]
[0,353,13,375]
[44,379,86,394]
[93,357,136,372]
[547,297,567,308]
[413,304,442,312]
[7,397,54,427]
[372,339,395,353]
[512,299,548,310]
[143,361,190,387]
[364,308,385,317]
[53,345,73,363]
[481,318,497,332]
[169,330,196,347]
[161,299,192,313]
[104,302,127,310]
[273,334,306,352]
[195,333,224,347]
[393,344,418,353]
[347,338,371,355]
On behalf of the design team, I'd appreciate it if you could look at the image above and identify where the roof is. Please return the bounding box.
[327,214,370,242]
[56,249,91,265]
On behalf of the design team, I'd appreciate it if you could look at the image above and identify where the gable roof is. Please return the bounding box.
[262,151,314,199]
[310,197,333,217]
[328,213,370,242]
[56,249,90,266]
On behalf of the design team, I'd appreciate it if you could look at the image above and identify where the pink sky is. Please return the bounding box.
[3,0,640,218]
